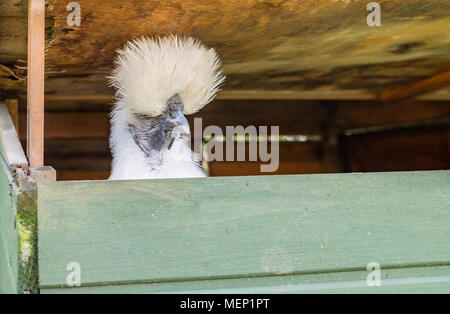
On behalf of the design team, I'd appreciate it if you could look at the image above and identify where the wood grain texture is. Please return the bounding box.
[43,0,450,90]
[26,0,45,167]
[38,139,326,179]
[208,160,327,177]
[215,89,450,101]
[38,89,450,101]
[0,1,53,64]
[13,96,448,180]
[38,125,449,181]
[381,70,450,102]
[19,112,110,139]
[345,125,450,172]
[40,264,450,293]
[38,171,450,292]
[2,0,450,99]
[55,170,109,181]
[15,100,450,139]
[337,100,450,130]
[4,0,450,98]
[0,102,28,169]
[6,99,19,134]
[0,17,27,64]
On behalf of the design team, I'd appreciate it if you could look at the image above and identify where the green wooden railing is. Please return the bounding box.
[36,171,450,293]
[0,102,37,293]
[0,148,18,293]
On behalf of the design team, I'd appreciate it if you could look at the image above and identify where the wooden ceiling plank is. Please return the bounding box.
[4,1,450,100]
[41,0,450,97]
[41,88,450,102]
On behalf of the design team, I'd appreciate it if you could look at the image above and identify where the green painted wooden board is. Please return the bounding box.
[37,171,450,293]
[0,106,19,294]
[41,265,450,294]
[0,155,18,293]
[0,123,37,294]
[0,104,37,294]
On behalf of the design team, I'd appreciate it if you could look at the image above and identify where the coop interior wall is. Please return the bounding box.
[10,97,449,181]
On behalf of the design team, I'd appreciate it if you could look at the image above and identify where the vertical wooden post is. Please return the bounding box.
[321,102,348,173]
[27,0,45,168]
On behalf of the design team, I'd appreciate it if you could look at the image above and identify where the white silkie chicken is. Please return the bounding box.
[108,36,225,180]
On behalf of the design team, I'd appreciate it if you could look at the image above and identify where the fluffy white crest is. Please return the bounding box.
[109,35,225,116]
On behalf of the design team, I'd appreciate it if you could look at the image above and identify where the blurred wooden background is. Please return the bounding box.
[1,0,449,180]
[11,96,448,180]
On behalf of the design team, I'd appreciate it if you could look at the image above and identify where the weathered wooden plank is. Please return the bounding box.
[207,141,329,176]
[0,0,28,17]
[208,160,327,177]
[38,171,450,291]
[43,0,450,92]
[0,99,38,293]
[39,138,325,179]
[43,138,111,173]
[16,100,450,139]
[39,89,450,102]
[345,125,450,172]
[380,70,450,103]
[26,0,46,168]
[17,99,328,138]
[3,0,450,98]
[0,3,54,64]
[337,100,450,130]
[0,17,28,64]
[6,99,19,134]
[38,124,449,180]
[41,90,376,102]
[19,112,110,139]
[56,170,110,181]
[0,102,28,169]
[417,88,450,101]
[217,90,376,101]
[41,264,450,294]
[13,168,39,294]
[217,89,450,102]
[0,153,19,293]
[0,137,37,294]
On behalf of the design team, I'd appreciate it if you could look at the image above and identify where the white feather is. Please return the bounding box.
[109,35,225,116]
[108,103,205,180]
[108,35,224,180]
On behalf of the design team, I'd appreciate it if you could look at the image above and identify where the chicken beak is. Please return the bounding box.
[167,109,190,136]
[164,109,190,151]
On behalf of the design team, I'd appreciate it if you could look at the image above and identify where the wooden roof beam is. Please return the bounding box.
[380,70,450,103]
[41,88,450,102]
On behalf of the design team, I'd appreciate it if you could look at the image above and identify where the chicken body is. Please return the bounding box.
[109,101,205,180]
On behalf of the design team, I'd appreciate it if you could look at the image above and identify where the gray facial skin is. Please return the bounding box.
[129,94,190,157]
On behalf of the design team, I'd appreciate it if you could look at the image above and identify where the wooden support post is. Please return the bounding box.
[27,0,45,168]
[320,102,348,173]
